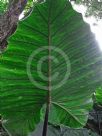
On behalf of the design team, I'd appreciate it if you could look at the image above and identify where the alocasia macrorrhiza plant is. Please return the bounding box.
[0,0,102,136]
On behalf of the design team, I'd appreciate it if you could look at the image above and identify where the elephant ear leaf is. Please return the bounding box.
[0,0,102,135]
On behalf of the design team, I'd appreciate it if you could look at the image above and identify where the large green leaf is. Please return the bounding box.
[0,0,102,135]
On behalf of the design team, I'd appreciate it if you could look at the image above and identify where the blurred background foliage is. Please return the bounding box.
[75,0,102,19]
[0,0,9,15]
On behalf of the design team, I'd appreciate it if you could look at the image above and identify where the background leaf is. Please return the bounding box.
[96,88,102,105]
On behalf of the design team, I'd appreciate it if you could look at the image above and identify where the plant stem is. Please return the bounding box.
[42,102,50,136]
